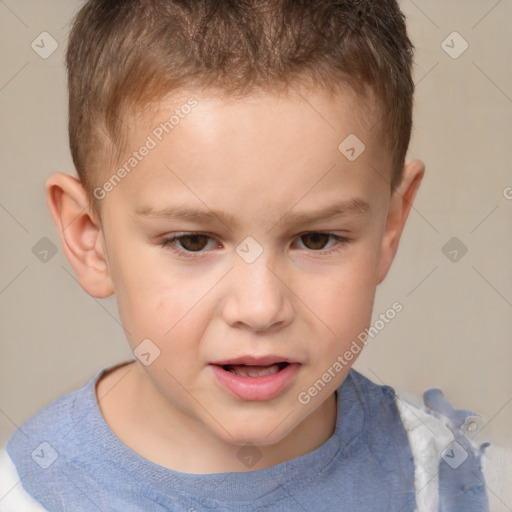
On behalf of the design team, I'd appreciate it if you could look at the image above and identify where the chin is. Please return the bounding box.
[210,411,299,447]
[227,433,288,448]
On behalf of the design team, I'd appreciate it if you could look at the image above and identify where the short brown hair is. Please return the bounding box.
[66,0,416,215]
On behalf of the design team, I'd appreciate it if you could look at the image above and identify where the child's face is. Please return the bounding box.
[56,86,423,447]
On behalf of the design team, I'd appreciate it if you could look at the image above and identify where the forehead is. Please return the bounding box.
[132,83,381,156]
[103,85,391,220]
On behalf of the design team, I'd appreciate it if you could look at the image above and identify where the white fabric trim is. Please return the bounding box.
[395,394,512,512]
[395,395,451,511]
[0,448,48,511]
[480,442,512,511]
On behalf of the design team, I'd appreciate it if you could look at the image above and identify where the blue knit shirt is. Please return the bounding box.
[4,365,437,511]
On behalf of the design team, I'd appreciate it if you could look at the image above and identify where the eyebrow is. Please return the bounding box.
[134,198,371,228]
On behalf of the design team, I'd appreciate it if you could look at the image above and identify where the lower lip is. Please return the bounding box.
[209,363,301,401]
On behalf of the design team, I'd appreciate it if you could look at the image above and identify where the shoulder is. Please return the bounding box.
[395,390,512,512]
[345,368,397,405]
[3,368,104,507]
[3,362,133,510]
[1,383,87,511]
[0,447,48,511]
[5,362,129,468]
[5,379,82,461]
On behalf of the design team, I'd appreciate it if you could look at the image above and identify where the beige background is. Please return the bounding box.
[0,0,511,465]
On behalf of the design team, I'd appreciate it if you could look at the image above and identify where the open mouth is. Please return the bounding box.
[221,362,290,377]
[210,359,301,400]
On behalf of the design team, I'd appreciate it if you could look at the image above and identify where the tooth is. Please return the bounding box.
[229,364,281,377]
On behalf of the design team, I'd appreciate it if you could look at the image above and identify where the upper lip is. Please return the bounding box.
[210,355,299,366]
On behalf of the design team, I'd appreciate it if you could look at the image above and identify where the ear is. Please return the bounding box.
[376,160,425,285]
[45,172,114,298]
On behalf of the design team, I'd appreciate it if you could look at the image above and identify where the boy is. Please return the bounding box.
[0,0,505,510]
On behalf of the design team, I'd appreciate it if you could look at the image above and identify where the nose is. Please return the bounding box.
[221,254,294,332]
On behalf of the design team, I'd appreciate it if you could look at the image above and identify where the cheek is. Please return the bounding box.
[104,245,179,348]
[303,251,379,337]
[119,282,197,350]
[112,269,212,372]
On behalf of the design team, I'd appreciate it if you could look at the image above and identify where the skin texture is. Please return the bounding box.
[46,85,424,474]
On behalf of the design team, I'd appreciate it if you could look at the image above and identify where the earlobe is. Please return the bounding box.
[45,172,114,298]
[376,159,425,285]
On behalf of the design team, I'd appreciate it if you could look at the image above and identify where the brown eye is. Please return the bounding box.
[160,233,220,258]
[299,233,331,250]
[296,233,351,253]
[176,234,210,252]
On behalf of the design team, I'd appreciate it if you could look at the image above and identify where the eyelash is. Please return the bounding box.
[158,232,351,259]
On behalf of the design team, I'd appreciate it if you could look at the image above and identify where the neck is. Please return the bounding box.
[97,361,338,474]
